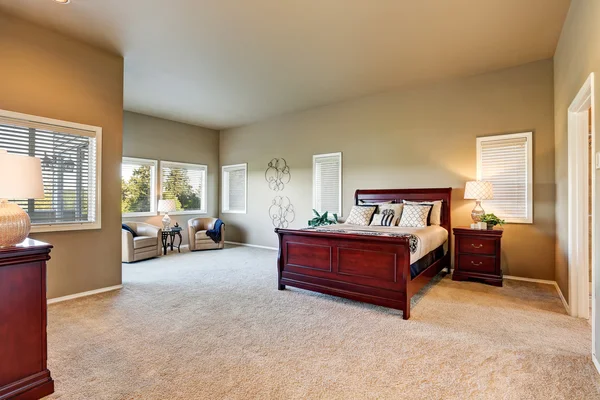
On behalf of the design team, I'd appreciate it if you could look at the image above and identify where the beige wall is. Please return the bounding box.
[220,60,556,280]
[554,0,600,299]
[0,13,124,299]
[122,111,220,246]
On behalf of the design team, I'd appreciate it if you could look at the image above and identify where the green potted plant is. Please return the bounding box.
[308,209,338,227]
[480,213,505,230]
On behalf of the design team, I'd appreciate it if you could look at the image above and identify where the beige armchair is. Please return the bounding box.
[188,218,225,251]
[122,222,162,263]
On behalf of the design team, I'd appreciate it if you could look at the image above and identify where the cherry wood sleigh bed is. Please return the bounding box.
[275,188,452,319]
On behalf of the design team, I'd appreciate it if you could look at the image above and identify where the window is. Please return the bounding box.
[121,157,158,216]
[0,109,101,232]
[313,152,342,216]
[222,163,247,214]
[477,132,533,223]
[160,161,207,214]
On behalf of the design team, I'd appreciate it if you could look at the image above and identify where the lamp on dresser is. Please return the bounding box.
[464,180,494,223]
[0,149,45,246]
[0,149,54,399]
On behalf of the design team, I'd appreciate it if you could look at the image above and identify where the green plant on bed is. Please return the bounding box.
[480,213,506,228]
[308,209,338,227]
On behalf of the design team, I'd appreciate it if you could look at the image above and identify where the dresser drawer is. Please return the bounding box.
[458,236,496,255]
[458,254,496,274]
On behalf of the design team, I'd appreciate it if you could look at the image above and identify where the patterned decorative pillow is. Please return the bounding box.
[398,204,432,228]
[379,204,404,220]
[369,212,400,227]
[345,205,377,226]
[403,200,442,225]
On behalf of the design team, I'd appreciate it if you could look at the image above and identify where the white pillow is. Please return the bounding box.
[346,205,377,226]
[403,200,442,225]
[398,204,432,228]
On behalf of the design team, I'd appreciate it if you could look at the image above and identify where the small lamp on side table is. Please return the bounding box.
[158,199,176,230]
[464,180,494,223]
[0,149,45,247]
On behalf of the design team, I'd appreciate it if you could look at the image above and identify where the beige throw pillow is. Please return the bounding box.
[346,205,377,226]
[403,200,443,225]
[398,204,432,228]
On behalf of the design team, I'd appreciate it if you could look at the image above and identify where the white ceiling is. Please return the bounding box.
[0,0,570,130]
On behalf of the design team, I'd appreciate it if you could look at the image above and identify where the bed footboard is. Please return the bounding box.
[275,229,413,319]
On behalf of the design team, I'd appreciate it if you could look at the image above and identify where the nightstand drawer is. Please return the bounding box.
[458,237,496,255]
[458,254,496,274]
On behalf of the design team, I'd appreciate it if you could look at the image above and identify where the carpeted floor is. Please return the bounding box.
[46,245,600,399]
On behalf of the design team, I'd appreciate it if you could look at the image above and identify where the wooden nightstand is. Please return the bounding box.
[452,227,503,286]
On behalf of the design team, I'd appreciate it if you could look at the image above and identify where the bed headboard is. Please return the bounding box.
[354,188,452,232]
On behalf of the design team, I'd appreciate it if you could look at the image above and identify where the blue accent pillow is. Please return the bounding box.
[122,224,137,237]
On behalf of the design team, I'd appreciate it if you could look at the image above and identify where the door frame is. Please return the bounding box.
[567,73,597,372]
[568,73,594,320]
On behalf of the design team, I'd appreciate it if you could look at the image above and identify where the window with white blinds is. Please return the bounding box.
[0,110,101,231]
[477,132,533,223]
[222,163,247,213]
[160,161,207,213]
[121,157,157,216]
[313,152,342,216]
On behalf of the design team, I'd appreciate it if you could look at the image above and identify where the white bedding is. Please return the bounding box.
[313,224,448,264]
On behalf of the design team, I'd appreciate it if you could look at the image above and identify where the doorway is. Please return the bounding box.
[567,72,597,372]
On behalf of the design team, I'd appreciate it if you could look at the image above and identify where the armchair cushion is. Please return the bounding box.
[133,236,158,249]
[194,230,212,241]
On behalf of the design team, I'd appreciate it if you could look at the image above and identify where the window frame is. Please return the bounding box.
[121,157,158,217]
[312,152,343,217]
[221,163,248,214]
[476,131,533,224]
[159,160,208,215]
[0,109,102,233]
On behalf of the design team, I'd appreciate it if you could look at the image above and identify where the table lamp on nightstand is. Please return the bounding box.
[158,199,176,230]
[0,149,45,247]
[464,180,494,223]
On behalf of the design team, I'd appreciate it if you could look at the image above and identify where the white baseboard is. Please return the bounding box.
[503,275,570,314]
[47,284,123,305]
[553,282,570,315]
[225,241,277,251]
[449,271,570,314]
[503,275,556,285]
[594,355,600,375]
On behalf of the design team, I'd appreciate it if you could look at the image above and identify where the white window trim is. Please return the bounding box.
[222,163,248,214]
[160,160,208,215]
[122,157,158,218]
[476,131,533,224]
[0,109,102,233]
[312,152,343,217]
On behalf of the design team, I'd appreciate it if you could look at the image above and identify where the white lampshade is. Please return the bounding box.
[158,199,176,213]
[0,149,44,199]
[464,180,494,200]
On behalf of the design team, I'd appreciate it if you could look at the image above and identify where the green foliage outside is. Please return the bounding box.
[121,166,202,213]
[122,165,152,213]
[162,168,201,211]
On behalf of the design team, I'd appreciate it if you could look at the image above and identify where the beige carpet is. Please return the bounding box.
[46,245,600,399]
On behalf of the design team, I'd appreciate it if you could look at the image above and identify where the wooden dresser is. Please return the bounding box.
[452,227,503,287]
[0,239,54,400]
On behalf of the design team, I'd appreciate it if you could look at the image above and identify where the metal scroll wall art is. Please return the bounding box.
[265,158,295,228]
[269,196,296,229]
[264,158,291,192]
